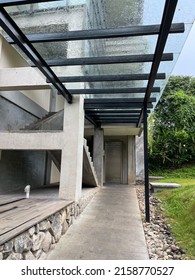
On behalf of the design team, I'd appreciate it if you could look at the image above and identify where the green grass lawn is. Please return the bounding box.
[150,165,195,259]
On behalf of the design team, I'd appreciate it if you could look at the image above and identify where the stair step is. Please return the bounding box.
[21,112,55,130]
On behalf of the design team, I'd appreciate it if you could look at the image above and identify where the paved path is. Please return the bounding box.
[47,185,149,260]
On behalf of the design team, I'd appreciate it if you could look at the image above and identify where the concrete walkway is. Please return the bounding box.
[46,185,149,260]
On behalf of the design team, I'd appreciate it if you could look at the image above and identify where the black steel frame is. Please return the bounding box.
[0,7,72,103]
[141,0,179,222]
[8,23,184,43]
[0,0,58,6]
[58,73,165,83]
[68,88,160,95]
[44,53,173,67]
[137,0,179,128]
[0,0,182,222]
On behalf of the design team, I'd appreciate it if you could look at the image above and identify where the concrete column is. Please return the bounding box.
[49,87,57,112]
[93,128,104,187]
[128,136,136,184]
[59,95,84,201]
[44,88,58,185]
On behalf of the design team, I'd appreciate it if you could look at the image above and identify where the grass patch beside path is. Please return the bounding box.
[157,178,195,186]
[150,164,195,179]
[157,185,195,259]
[150,165,195,259]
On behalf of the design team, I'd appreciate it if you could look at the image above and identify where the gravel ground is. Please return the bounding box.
[136,184,187,260]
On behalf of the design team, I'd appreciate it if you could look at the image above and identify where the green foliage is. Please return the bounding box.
[150,164,195,179]
[149,76,195,169]
[164,76,195,96]
[157,185,195,259]
[153,165,195,259]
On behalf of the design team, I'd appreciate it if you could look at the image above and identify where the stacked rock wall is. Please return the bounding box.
[0,187,99,260]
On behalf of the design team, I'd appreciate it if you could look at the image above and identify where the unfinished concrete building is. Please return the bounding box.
[0,0,194,260]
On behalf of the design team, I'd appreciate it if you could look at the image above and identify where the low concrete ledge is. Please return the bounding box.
[0,131,64,150]
[149,176,164,181]
[150,182,181,193]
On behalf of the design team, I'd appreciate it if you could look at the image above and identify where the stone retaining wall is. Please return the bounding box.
[0,187,99,260]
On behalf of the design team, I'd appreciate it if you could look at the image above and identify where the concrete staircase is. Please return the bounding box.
[20,110,99,187]
[21,110,64,131]
[83,139,98,187]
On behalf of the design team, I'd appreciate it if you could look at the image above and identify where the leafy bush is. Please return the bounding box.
[149,76,195,169]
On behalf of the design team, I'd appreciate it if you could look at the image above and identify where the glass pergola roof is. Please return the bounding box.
[0,0,195,127]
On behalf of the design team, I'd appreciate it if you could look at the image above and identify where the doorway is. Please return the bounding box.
[105,141,123,184]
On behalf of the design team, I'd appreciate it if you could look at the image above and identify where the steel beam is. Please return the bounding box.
[84,103,153,109]
[87,114,140,117]
[85,98,156,104]
[8,23,184,43]
[137,0,180,127]
[0,0,58,6]
[44,53,173,67]
[85,109,150,114]
[85,114,98,127]
[0,7,72,103]
[69,88,160,95]
[58,73,165,83]
[98,120,143,124]
[94,117,140,120]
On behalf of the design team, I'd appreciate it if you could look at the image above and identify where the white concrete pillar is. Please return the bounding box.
[59,95,84,201]
[128,136,136,184]
[93,128,104,187]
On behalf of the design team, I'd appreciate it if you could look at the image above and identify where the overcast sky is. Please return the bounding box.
[172,22,195,77]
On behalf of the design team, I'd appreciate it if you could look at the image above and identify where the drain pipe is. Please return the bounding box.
[24,185,31,199]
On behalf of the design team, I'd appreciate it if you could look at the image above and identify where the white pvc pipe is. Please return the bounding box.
[24,185,31,199]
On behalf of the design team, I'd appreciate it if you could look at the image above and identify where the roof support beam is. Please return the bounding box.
[85,109,150,114]
[87,114,141,117]
[69,88,160,95]
[58,73,165,83]
[84,103,153,109]
[0,7,72,103]
[85,98,156,104]
[137,0,180,127]
[85,114,98,127]
[98,120,143,124]
[8,23,184,43]
[0,0,58,6]
[95,117,140,120]
[44,53,173,67]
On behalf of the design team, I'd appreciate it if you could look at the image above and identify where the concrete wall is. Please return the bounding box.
[0,150,46,195]
[0,35,51,194]
[0,35,51,112]
[136,134,144,180]
[0,96,38,131]
[0,96,47,194]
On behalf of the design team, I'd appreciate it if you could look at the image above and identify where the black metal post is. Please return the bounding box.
[143,104,150,222]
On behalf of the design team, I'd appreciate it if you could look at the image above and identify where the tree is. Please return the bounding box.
[164,76,195,96]
[149,76,195,169]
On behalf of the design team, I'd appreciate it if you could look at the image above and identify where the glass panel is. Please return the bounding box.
[2,0,195,107]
